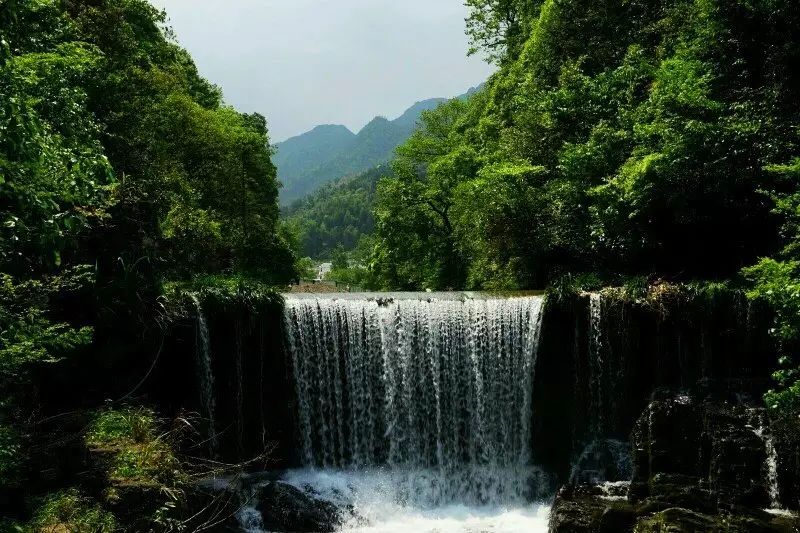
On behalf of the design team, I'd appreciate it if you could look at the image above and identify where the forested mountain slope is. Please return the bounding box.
[284,165,391,258]
[271,124,356,193]
[279,87,487,255]
[275,97,445,204]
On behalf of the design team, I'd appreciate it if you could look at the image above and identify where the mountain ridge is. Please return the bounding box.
[274,91,473,205]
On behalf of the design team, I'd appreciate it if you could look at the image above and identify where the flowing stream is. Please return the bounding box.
[273,293,550,531]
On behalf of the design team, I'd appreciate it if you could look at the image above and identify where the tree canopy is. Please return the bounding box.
[371,0,800,291]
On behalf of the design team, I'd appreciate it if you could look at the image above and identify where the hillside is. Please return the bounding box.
[275,97,447,204]
[271,125,356,188]
[284,165,391,258]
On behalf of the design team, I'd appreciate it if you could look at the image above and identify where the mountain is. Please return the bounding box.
[272,124,356,191]
[281,85,487,257]
[275,97,447,205]
[284,165,391,258]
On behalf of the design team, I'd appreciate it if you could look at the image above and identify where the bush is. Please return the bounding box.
[29,490,115,533]
[86,408,182,486]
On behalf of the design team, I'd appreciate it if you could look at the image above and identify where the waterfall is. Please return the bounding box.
[588,293,604,437]
[754,420,781,509]
[283,293,547,505]
[191,294,217,455]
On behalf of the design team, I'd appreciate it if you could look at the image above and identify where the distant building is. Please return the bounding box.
[316,262,332,281]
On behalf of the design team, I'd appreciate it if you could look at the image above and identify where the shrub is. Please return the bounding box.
[29,490,115,533]
[86,408,182,486]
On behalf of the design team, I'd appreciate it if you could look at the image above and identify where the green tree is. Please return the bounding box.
[372,99,474,290]
[465,0,540,64]
[376,0,800,290]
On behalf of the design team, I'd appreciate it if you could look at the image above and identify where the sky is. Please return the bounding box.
[149,0,495,142]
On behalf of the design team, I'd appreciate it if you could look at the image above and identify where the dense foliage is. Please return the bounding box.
[745,159,800,415]
[283,165,388,259]
[371,0,800,415]
[0,0,294,527]
[370,0,800,291]
[2,0,800,527]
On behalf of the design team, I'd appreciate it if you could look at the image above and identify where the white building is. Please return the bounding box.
[316,262,332,281]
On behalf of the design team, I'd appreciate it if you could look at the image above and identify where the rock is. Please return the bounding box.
[632,507,798,533]
[598,505,637,532]
[255,481,341,533]
[708,422,768,509]
[549,484,635,533]
[549,393,800,533]
[103,481,168,531]
[772,414,800,509]
[630,394,771,510]
[630,395,702,501]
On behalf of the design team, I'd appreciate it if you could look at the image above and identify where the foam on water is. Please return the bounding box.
[268,295,552,532]
[279,468,551,533]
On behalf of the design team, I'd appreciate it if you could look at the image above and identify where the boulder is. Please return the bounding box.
[255,481,341,533]
[549,393,800,533]
[549,484,636,533]
[630,395,770,510]
[630,394,702,500]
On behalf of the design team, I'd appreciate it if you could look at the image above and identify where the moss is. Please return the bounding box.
[29,490,116,533]
[86,408,183,486]
[633,508,788,533]
[544,272,603,306]
[164,274,283,304]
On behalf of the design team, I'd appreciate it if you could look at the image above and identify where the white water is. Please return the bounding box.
[191,294,217,454]
[588,293,604,437]
[754,422,781,509]
[259,469,551,533]
[276,294,550,532]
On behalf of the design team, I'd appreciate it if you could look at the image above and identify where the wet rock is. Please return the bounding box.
[549,393,800,533]
[708,421,769,509]
[630,395,702,500]
[255,481,341,533]
[630,395,770,510]
[598,505,637,532]
[549,484,635,533]
[772,414,800,509]
[632,507,798,533]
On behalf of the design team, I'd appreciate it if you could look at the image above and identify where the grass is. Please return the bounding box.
[29,490,116,533]
[86,407,182,486]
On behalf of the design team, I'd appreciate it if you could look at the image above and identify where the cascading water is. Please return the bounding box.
[753,415,781,510]
[588,293,605,438]
[274,293,551,531]
[191,294,217,455]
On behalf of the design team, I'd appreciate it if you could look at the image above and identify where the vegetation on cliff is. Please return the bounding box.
[370,0,799,291]
[0,0,294,527]
[1,0,800,529]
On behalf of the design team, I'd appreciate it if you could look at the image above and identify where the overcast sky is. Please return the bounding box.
[149,1,495,142]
